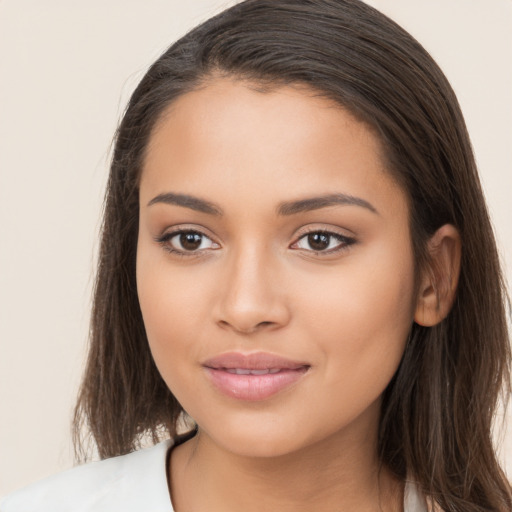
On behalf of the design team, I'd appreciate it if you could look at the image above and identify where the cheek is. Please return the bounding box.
[294,239,416,388]
[136,246,212,381]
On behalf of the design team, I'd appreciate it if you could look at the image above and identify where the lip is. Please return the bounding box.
[202,352,310,401]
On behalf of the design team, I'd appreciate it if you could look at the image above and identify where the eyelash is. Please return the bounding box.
[155,229,218,257]
[292,229,356,255]
[155,228,356,257]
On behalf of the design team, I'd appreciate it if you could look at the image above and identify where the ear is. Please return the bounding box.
[414,224,461,327]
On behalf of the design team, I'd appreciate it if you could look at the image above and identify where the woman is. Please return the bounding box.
[2,1,510,510]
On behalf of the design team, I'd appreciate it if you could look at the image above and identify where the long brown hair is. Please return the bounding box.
[73,1,512,509]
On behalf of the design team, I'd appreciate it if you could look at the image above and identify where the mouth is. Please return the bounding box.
[202,352,310,401]
[223,368,284,375]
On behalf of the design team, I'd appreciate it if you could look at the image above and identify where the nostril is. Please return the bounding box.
[217,319,276,334]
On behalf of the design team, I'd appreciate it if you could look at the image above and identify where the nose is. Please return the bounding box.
[214,247,291,335]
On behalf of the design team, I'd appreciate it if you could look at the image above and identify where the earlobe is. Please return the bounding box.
[414,224,461,327]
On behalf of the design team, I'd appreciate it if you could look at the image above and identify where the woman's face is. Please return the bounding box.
[137,79,417,457]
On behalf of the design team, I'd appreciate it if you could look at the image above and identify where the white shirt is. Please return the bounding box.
[1,440,427,511]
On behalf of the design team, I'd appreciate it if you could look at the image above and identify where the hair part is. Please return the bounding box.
[73,1,511,510]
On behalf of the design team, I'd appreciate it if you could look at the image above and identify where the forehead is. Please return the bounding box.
[140,78,405,218]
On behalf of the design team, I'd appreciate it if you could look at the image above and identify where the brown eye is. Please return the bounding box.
[179,232,203,251]
[157,230,219,254]
[307,233,330,251]
[293,231,355,253]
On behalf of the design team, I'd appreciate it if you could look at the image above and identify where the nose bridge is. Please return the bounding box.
[216,240,289,333]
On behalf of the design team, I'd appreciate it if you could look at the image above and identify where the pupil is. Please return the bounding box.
[308,233,329,250]
[180,232,202,250]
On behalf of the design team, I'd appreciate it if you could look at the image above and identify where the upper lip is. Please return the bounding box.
[203,352,309,371]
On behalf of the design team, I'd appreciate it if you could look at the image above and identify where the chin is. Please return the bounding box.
[197,410,332,460]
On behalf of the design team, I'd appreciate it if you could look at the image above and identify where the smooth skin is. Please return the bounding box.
[137,78,460,512]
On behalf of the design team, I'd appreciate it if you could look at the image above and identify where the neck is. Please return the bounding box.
[169,418,403,512]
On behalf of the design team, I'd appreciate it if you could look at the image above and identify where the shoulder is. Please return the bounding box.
[0,440,174,512]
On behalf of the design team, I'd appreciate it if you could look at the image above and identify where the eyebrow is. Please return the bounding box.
[147,192,223,215]
[277,193,378,216]
[147,191,378,216]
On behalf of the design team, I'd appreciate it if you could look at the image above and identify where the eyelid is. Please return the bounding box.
[154,225,220,256]
[294,224,356,238]
[290,226,356,254]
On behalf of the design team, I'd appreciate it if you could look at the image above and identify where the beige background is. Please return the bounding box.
[0,0,511,497]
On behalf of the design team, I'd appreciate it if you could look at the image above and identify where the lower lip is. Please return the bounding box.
[204,367,309,401]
